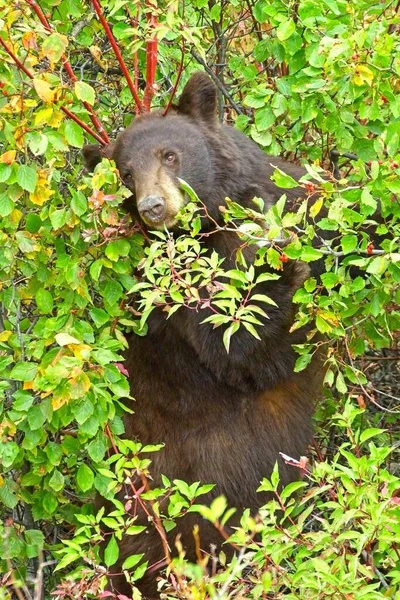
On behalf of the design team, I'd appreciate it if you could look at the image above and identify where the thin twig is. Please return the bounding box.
[190,48,244,115]
[90,0,143,111]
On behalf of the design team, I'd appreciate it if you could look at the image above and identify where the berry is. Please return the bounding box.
[367,243,374,255]
[279,253,289,263]
[381,95,388,104]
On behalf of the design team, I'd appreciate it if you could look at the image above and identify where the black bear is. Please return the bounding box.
[83,72,324,597]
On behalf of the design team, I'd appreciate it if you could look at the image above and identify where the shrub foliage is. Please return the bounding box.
[0,0,399,598]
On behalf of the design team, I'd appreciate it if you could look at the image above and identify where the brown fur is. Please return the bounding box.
[82,73,326,597]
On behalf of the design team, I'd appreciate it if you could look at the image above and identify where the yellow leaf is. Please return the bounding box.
[353,65,374,86]
[33,78,55,103]
[10,209,23,227]
[309,197,323,219]
[69,372,91,399]
[48,110,64,128]
[55,333,81,346]
[89,45,107,70]
[52,385,71,410]
[0,150,16,164]
[0,330,12,342]
[35,107,53,126]
[29,185,54,206]
[22,31,38,51]
[72,344,92,360]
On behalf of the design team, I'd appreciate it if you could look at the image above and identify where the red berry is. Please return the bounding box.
[279,254,290,263]
[2,90,8,96]
[381,95,388,104]
[0,82,4,88]
[367,243,374,255]
[378,160,383,165]
[391,161,398,168]
[367,161,372,166]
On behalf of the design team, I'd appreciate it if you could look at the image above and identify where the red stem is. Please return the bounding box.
[90,0,143,112]
[163,43,185,115]
[60,106,106,144]
[0,36,33,79]
[0,36,106,145]
[25,0,110,143]
[143,0,158,111]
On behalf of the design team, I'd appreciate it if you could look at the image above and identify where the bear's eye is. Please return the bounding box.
[164,152,177,165]
[123,173,132,183]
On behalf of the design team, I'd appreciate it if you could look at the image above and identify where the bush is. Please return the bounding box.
[0,0,399,598]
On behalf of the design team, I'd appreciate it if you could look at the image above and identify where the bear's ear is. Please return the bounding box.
[177,72,218,126]
[82,143,114,172]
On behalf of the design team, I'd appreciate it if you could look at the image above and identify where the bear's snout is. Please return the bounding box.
[138,195,167,224]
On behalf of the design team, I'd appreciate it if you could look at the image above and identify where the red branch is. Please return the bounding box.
[90,0,143,112]
[25,0,110,143]
[0,36,106,145]
[143,1,158,112]
[0,36,32,79]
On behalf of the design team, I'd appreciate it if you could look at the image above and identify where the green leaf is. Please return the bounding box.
[89,307,110,328]
[0,192,14,217]
[25,213,42,233]
[50,208,67,230]
[223,322,240,353]
[121,553,145,570]
[36,288,54,315]
[71,190,88,216]
[87,436,107,462]
[48,469,64,492]
[17,165,38,193]
[104,535,119,567]
[74,81,95,105]
[64,121,84,148]
[43,491,58,514]
[0,163,12,183]
[90,260,103,281]
[76,463,94,492]
[294,353,312,372]
[105,239,131,261]
[276,19,296,41]
[341,234,358,254]
[271,167,299,189]
[10,362,38,382]
[0,480,18,509]
[255,106,275,131]
[359,428,386,444]
[301,246,323,261]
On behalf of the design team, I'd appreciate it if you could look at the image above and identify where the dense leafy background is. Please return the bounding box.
[0,0,399,598]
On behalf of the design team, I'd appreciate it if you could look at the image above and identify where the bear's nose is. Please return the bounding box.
[138,195,166,223]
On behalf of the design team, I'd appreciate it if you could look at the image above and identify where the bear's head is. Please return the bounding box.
[82,72,238,230]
